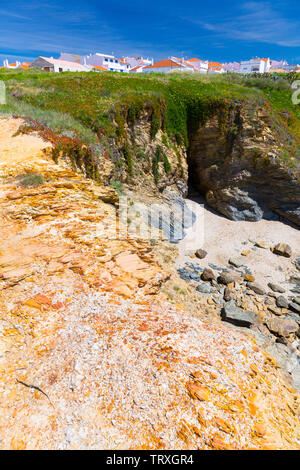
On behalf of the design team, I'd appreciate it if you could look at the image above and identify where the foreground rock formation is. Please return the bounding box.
[0,118,299,449]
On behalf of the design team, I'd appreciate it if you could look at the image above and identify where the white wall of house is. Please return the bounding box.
[239,59,271,74]
[3,60,21,69]
[30,57,90,72]
[81,53,129,72]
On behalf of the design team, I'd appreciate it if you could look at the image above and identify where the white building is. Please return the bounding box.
[30,57,90,72]
[3,59,31,70]
[239,58,271,74]
[122,57,154,68]
[183,58,208,73]
[80,53,130,72]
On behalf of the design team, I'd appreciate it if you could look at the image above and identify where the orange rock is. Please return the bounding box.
[187,381,210,401]
[214,417,234,434]
[210,435,234,450]
[254,423,267,437]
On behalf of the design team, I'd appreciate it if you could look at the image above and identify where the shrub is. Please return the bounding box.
[18,173,44,187]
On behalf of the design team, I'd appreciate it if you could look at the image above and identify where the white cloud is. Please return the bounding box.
[187,2,300,48]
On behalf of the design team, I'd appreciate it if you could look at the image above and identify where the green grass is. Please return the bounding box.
[0,68,299,177]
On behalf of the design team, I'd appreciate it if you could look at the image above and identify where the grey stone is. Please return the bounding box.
[276,296,289,308]
[217,271,236,285]
[289,302,300,314]
[247,281,265,295]
[293,297,300,306]
[268,282,286,293]
[222,301,258,327]
[206,188,263,222]
[228,256,244,268]
[196,283,211,294]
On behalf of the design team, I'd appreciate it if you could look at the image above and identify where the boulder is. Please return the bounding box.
[206,188,263,222]
[228,256,244,268]
[267,282,286,293]
[224,287,235,301]
[289,302,300,314]
[276,296,289,309]
[272,243,292,258]
[217,271,237,285]
[196,283,211,294]
[222,301,258,327]
[195,249,207,259]
[201,268,215,282]
[266,318,298,338]
[247,282,265,295]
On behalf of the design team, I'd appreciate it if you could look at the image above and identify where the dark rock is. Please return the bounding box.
[295,258,300,271]
[267,282,286,293]
[224,287,235,301]
[289,302,300,314]
[293,297,300,306]
[266,317,299,337]
[272,243,292,258]
[201,268,215,282]
[247,281,265,295]
[195,249,207,259]
[217,271,236,285]
[222,301,258,327]
[276,296,289,309]
[206,188,263,222]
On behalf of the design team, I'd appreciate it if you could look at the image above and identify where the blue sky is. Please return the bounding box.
[1,1,300,64]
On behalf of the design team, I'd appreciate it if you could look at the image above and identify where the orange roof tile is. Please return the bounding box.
[90,65,108,70]
[208,62,223,67]
[145,59,185,69]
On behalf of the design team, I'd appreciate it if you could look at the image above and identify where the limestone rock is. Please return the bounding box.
[247,282,265,295]
[266,318,299,338]
[229,256,244,268]
[272,243,292,258]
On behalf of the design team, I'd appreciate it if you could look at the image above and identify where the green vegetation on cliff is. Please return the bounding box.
[0,69,299,181]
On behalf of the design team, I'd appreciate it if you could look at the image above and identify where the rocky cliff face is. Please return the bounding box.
[1,117,299,449]
[51,100,300,228]
[188,102,300,226]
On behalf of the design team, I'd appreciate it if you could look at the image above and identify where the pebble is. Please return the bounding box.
[228,256,244,268]
[247,282,265,295]
[276,296,289,309]
[268,282,286,293]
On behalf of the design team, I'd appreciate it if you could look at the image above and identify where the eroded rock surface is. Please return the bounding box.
[0,118,299,450]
